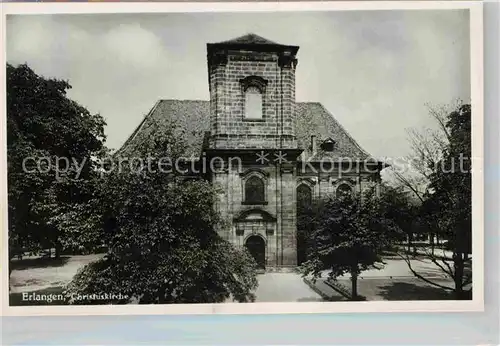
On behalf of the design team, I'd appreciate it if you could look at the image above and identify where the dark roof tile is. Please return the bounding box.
[213,33,279,46]
[119,100,372,161]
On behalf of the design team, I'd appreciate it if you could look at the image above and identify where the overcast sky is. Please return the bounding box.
[7,10,470,160]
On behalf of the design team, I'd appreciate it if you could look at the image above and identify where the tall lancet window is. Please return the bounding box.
[245,86,263,119]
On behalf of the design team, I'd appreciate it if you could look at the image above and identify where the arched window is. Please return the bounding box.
[244,86,263,119]
[297,184,312,210]
[245,176,265,204]
[336,183,352,199]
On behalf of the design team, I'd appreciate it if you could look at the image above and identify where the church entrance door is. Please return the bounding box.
[245,235,266,269]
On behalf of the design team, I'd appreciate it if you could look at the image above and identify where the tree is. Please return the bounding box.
[388,102,461,248]
[62,118,258,304]
[388,102,472,299]
[420,104,472,299]
[296,185,315,265]
[378,185,421,254]
[64,179,258,304]
[301,188,400,300]
[7,63,106,267]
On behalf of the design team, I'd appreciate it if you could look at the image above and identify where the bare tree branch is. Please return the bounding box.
[397,252,453,291]
[430,256,453,279]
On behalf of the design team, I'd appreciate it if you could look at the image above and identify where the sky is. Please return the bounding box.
[6,10,470,160]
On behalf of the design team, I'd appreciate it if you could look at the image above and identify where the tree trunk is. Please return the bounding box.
[55,241,62,259]
[351,268,358,300]
[454,253,465,300]
[408,233,417,256]
[429,233,435,255]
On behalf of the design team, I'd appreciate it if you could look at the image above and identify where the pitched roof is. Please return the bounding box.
[295,102,371,161]
[215,33,279,46]
[118,100,210,158]
[119,100,372,162]
[207,33,299,55]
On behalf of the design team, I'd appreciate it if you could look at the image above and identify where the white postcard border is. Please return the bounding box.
[0,1,484,317]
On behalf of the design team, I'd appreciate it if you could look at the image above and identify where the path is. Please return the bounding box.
[318,257,457,280]
[10,254,103,293]
[254,272,323,302]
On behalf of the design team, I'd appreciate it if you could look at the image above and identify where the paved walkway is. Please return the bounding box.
[10,254,104,293]
[254,272,323,302]
[311,277,454,301]
[317,257,454,280]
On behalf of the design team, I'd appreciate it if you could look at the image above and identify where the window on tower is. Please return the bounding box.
[244,176,265,204]
[244,86,263,119]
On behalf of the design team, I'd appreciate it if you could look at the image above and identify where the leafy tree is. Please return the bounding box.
[388,102,463,247]
[64,179,258,304]
[388,102,472,299]
[301,188,400,300]
[419,104,472,299]
[63,119,258,304]
[297,205,316,266]
[296,185,316,265]
[7,63,106,267]
[378,185,422,254]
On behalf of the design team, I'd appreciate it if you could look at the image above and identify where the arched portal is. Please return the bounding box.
[245,235,266,269]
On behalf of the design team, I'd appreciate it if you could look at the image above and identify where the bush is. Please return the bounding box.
[64,242,258,305]
[62,121,260,304]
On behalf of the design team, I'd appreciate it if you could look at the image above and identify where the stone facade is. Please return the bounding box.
[207,38,297,149]
[206,34,302,267]
[120,33,385,270]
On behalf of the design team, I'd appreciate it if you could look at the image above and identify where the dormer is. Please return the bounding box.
[320,137,336,152]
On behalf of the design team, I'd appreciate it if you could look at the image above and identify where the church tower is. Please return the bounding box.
[120,34,383,270]
[206,33,299,149]
[204,34,302,268]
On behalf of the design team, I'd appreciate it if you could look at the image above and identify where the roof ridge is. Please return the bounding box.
[213,33,280,46]
[296,101,321,105]
[159,99,209,102]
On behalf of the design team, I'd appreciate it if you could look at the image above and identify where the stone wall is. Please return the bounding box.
[212,162,298,268]
[297,164,382,200]
[205,40,382,269]
[208,51,297,150]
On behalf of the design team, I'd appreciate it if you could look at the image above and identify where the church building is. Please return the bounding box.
[120,34,385,270]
